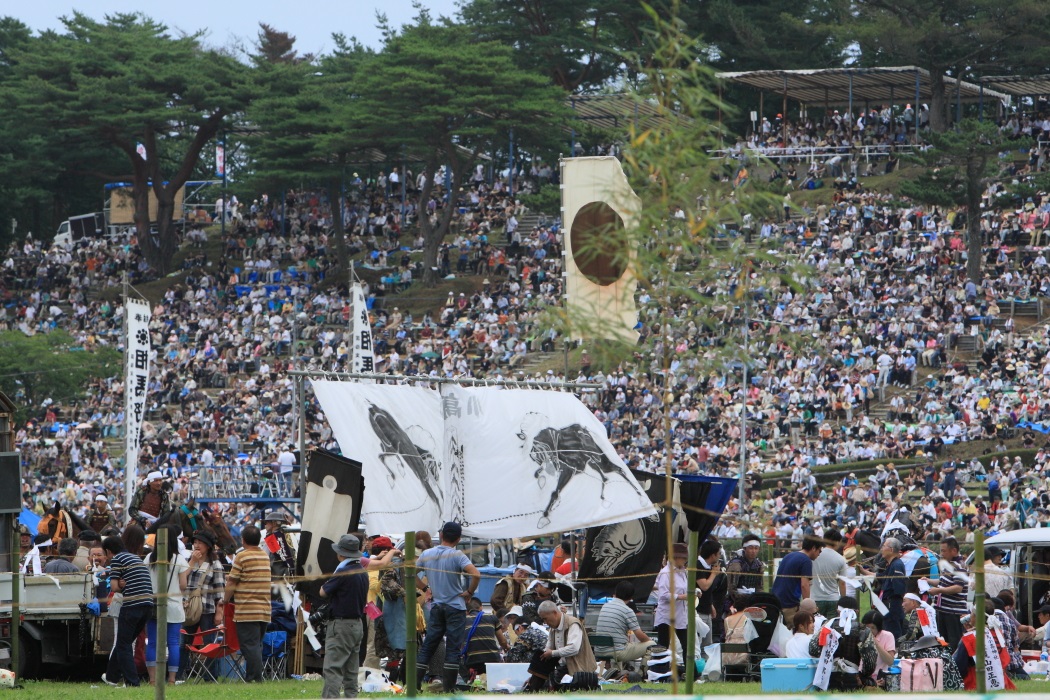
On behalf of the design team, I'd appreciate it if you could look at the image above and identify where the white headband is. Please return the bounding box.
[904,593,922,603]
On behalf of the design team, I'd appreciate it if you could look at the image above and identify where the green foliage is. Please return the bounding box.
[899,118,1002,281]
[553,5,797,379]
[352,13,568,285]
[0,13,251,272]
[698,0,849,71]
[0,330,121,417]
[458,0,698,93]
[518,184,561,215]
[847,0,1050,131]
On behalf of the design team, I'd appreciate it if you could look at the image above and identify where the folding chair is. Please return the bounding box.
[183,604,245,683]
[588,634,618,673]
[262,630,288,681]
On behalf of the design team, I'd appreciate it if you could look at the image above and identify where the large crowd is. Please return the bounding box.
[6,109,1050,539]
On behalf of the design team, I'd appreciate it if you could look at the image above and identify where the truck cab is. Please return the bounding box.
[966,527,1050,627]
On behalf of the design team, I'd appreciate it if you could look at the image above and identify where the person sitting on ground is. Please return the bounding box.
[784,611,815,658]
[503,606,549,664]
[524,600,597,691]
[808,596,877,690]
[902,592,939,642]
[462,597,508,679]
[520,572,561,625]
[861,610,896,684]
[594,581,655,667]
[491,563,535,612]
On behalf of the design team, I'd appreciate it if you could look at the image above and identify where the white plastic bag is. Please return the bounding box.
[704,643,722,681]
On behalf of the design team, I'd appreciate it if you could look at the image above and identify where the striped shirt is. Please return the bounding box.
[595,597,640,654]
[934,557,969,615]
[227,547,272,622]
[110,551,154,608]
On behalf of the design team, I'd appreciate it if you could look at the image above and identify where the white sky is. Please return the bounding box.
[10,0,461,55]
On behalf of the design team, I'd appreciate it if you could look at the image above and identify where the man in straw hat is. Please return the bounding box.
[319,534,369,699]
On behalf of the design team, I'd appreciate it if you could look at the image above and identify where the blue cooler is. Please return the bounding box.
[760,658,818,692]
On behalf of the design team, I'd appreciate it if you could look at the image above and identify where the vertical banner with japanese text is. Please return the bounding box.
[349,283,375,375]
[124,298,152,511]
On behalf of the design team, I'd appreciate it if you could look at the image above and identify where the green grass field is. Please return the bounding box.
[7,678,1048,697]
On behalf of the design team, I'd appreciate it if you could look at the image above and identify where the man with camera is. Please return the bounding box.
[319,534,369,699]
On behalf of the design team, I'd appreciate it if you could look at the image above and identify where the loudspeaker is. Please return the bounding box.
[0,452,21,513]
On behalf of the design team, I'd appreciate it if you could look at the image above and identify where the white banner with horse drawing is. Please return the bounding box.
[312,381,655,537]
[311,381,443,534]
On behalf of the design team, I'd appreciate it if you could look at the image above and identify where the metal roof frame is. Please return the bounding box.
[567,93,683,131]
[715,66,1009,107]
[980,75,1050,97]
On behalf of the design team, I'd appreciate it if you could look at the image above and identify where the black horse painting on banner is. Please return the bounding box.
[368,402,443,514]
[297,449,364,599]
[518,412,648,530]
[577,469,668,600]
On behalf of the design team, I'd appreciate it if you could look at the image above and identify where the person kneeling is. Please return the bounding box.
[525,601,598,691]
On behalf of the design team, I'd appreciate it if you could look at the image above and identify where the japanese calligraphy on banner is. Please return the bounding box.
[124,298,151,508]
[349,283,375,374]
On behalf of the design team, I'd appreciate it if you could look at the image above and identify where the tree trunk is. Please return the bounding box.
[966,156,985,284]
[328,176,349,284]
[131,164,155,272]
[152,196,179,275]
[420,148,461,287]
[928,71,948,134]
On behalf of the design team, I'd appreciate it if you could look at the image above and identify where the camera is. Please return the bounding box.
[308,602,332,627]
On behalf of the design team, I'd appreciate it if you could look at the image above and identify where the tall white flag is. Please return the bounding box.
[349,283,375,375]
[124,298,152,511]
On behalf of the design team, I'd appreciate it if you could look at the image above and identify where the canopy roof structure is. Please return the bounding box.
[567,93,679,131]
[716,66,1009,106]
[980,75,1050,97]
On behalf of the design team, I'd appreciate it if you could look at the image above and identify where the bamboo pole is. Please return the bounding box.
[155,528,168,700]
[9,519,19,685]
[684,530,699,693]
[405,532,417,697]
[974,531,986,693]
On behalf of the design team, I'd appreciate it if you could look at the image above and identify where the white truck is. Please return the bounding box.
[0,571,113,678]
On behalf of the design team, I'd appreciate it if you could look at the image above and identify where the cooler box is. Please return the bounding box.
[760,658,818,692]
[486,663,531,692]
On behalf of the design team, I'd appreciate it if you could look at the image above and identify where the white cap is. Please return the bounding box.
[95,494,108,502]
[145,471,164,482]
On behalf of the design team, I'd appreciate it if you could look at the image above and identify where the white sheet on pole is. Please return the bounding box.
[312,381,444,534]
[124,298,152,512]
[441,385,656,537]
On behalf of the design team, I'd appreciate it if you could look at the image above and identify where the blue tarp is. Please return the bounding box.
[20,508,40,531]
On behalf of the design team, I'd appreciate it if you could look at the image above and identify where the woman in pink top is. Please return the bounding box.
[862,610,897,685]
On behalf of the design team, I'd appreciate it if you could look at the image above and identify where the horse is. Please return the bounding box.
[367,403,443,511]
[38,501,88,542]
[517,413,648,530]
